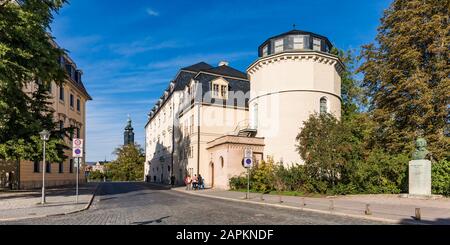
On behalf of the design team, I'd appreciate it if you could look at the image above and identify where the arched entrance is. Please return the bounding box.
[210,162,215,188]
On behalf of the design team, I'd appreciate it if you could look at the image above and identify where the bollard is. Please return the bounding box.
[279,195,283,203]
[365,204,372,215]
[329,200,334,211]
[415,208,421,221]
[260,193,264,201]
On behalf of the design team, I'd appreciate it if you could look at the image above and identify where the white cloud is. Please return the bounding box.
[146,8,159,17]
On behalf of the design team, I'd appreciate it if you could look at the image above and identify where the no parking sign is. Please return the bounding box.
[72,138,83,158]
[243,148,253,168]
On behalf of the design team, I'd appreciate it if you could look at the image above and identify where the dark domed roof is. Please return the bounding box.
[258,29,333,57]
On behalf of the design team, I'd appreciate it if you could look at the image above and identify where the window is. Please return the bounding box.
[77,98,80,112]
[34,160,40,173]
[70,94,74,108]
[251,103,258,129]
[48,81,53,93]
[69,159,73,173]
[274,38,284,53]
[190,146,194,158]
[213,84,219,97]
[46,162,51,173]
[313,38,321,51]
[76,127,80,138]
[59,162,64,173]
[221,85,227,98]
[212,80,228,99]
[190,115,194,135]
[70,128,74,140]
[168,166,170,172]
[293,35,305,49]
[65,64,72,77]
[59,120,64,137]
[59,86,64,101]
[320,97,328,114]
[262,45,269,56]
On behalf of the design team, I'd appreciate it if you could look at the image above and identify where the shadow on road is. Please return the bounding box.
[131,216,170,225]
[399,217,450,225]
[94,182,171,197]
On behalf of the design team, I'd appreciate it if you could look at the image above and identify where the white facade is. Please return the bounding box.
[144,30,343,188]
[247,51,343,164]
[145,84,183,184]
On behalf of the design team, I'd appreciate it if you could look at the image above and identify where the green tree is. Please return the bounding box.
[358,0,449,159]
[296,113,355,191]
[330,48,366,120]
[432,159,450,196]
[89,170,105,181]
[0,0,68,162]
[107,144,145,181]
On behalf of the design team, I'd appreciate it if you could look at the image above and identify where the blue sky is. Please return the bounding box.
[50,0,391,162]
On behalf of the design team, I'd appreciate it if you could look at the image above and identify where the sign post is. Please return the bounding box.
[72,139,83,204]
[243,148,253,199]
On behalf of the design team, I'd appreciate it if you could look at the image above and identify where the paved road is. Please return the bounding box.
[1,182,384,225]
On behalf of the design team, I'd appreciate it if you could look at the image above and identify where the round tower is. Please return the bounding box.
[247,30,344,164]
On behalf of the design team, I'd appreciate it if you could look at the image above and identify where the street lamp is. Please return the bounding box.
[39,129,50,205]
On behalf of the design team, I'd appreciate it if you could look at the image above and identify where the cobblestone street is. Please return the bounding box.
[0,182,384,225]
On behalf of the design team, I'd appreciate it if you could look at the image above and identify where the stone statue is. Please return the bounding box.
[412,137,430,160]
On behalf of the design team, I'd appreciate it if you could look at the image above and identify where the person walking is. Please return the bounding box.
[198,174,204,190]
[171,175,175,187]
[184,175,192,190]
[192,174,198,190]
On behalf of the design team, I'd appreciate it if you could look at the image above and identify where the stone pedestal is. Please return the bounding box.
[409,160,431,196]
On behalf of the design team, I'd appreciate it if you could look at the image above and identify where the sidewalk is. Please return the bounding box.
[173,187,450,225]
[0,183,98,221]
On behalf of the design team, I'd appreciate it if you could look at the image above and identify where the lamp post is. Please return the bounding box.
[39,130,50,205]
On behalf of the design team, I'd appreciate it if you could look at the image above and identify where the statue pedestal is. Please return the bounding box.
[409,160,431,196]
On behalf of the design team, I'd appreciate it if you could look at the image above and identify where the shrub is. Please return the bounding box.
[432,159,450,196]
[347,149,409,194]
[229,175,247,190]
[89,170,105,181]
[250,158,276,193]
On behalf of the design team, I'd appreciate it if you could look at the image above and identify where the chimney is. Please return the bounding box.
[218,61,229,67]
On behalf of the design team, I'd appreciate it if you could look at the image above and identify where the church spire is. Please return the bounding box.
[124,115,134,145]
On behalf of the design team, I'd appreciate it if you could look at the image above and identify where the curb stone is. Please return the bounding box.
[172,189,428,225]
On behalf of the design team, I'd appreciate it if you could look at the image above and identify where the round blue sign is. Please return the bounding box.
[246,158,252,164]
[75,149,81,154]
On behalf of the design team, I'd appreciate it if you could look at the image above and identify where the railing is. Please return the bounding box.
[227,119,252,136]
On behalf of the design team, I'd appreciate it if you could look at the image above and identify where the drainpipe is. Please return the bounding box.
[197,82,201,176]
[171,96,175,183]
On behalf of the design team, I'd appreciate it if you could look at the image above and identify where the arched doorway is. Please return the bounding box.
[210,162,215,188]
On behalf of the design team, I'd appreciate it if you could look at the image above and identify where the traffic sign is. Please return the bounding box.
[72,138,83,157]
[244,148,253,159]
[73,158,80,168]
[244,157,253,168]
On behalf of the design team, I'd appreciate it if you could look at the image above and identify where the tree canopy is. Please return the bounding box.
[358,0,449,160]
[106,144,145,182]
[0,0,68,162]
